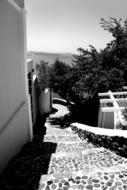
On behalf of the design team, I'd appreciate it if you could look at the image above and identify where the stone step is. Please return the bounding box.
[44,133,79,138]
[47,148,127,176]
[51,147,104,157]
[45,127,73,135]
[44,129,79,137]
[38,148,127,189]
[41,140,96,154]
[39,166,127,190]
[43,135,82,142]
[53,141,96,153]
[45,132,76,137]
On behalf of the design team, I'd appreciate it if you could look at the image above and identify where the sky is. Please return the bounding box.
[25,0,127,54]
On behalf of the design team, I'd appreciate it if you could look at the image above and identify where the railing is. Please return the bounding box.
[98,90,127,129]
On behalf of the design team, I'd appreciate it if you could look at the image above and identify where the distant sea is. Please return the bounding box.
[27,51,75,66]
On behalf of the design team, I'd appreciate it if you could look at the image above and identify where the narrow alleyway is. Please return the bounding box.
[1,103,127,190]
[38,103,127,190]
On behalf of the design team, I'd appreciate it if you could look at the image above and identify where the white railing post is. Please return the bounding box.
[108,91,119,129]
[98,90,127,129]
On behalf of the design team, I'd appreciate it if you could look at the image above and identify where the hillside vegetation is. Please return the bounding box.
[37,18,127,105]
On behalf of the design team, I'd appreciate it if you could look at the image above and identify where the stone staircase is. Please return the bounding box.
[38,114,127,190]
[1,103,127,190]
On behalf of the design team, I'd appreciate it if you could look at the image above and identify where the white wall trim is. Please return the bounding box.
[7,0,21,12]
[98,91,127,96]
[102,107,125,112]
[100,98,127,103]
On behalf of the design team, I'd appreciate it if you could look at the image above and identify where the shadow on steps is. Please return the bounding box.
[0,139,57,190]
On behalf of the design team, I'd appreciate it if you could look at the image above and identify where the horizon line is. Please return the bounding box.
[27,50,77,55]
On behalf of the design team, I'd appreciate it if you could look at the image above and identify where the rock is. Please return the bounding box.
[64,181,70,186]
[76,176,81,180]
[47,181,53,185]
[94,183,100,188]
[104,176,109,180]
[82,175,88,179]
[51,183,57,189]
[78,184,84,189]
[119,175,124,178]
[45,186,50,190]
[92,179,99,183]
[58,183,62,187]
[106,181,113,187]
[86,184,93,190]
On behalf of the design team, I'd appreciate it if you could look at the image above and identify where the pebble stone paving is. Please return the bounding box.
[38,104,127,190]
[39,170,127,190]
[55,142,95,153]
[47,149,127,175]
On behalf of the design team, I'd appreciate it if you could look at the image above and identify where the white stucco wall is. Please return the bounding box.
[0,0,32,172]
[102,111,114,129]
[98,103,114,129]
[39,88,51,115]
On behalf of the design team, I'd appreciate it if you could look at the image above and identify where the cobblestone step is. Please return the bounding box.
[47,148,127,176]
[45,128,73,135]
[54,141,96,153]
[43,135,82,143]
[38,147,127,190]
[45,132,77,137]
[39,167,127,190]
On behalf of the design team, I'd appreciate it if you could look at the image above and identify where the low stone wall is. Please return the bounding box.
[53,98,68,106]
[53,98,75,106]
[70,123,127,158]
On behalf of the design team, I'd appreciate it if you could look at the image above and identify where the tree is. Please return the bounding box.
[100,18,127,82]
[72,46,107,101]
[71,18,127,102]
[49,59,72,99]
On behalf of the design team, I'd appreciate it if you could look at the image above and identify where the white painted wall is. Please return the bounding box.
[98,104,114,129]
[39,88,52,115]
[0,0,32,172]
[102,111,114,129]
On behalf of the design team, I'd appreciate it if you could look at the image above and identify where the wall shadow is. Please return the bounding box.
[0,112,58,190]
[33,113,48,139]
[0,140,57,190]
